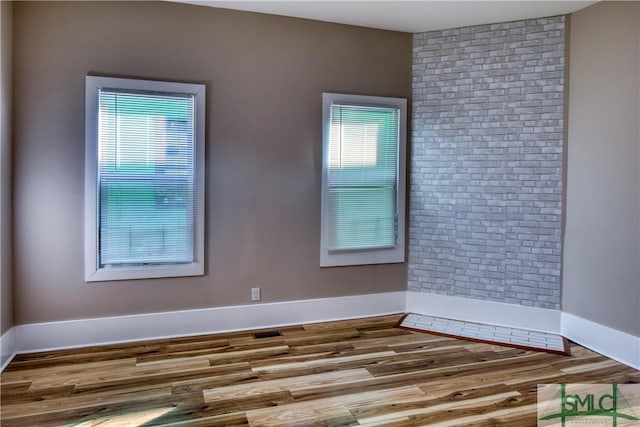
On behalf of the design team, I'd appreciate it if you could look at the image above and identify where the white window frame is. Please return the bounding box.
[320,92,406,267]
[84,76,205,282]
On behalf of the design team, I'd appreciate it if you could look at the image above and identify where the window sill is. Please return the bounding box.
[85,262,204,282]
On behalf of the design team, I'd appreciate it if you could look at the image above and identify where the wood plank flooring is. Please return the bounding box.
[1,314,638,426]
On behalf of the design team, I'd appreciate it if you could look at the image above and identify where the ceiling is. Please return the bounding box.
[172,1,597,33]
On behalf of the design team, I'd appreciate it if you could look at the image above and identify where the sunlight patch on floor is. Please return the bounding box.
[72,406,175,427]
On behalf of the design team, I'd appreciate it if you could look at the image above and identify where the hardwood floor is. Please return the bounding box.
[1,314,638,426]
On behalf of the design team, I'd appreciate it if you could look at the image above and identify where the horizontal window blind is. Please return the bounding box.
[327,104,399,251]
[98,90,195,267]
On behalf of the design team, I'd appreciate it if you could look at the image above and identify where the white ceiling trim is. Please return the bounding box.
[171,0,597,33]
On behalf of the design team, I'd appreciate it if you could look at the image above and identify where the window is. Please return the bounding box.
[320,93,406,267]
[85,76,205,281]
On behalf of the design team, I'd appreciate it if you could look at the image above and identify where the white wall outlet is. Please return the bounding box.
[251,287,261,301]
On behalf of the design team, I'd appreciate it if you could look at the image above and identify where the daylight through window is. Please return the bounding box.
[85,76,205,281]
[321,93,406,267]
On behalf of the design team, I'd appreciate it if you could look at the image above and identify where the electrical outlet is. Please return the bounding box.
[251,287,261,301]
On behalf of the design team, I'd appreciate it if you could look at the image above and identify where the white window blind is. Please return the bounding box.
[98,90,195,267]
[327,104,399,250]
[85,76,205,282]
[321,93,406,267]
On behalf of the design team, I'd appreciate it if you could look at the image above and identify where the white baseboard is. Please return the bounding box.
[561,312,640,370]
[405,291,562,333]
[0,326,16,371]
[14,291,406,355]
[3,291,637,373]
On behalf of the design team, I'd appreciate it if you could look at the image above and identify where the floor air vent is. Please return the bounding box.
[253,331,282,339]
[399,313,570,355]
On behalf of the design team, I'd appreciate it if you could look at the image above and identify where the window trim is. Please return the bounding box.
[320,92,406,267]
[84,76,205,282]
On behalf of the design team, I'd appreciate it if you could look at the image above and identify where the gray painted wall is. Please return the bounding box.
[563,1,639,336]
[8,0,638,343]
[409,17,565,309]
[1,0,13,335]
[12,1,411,324]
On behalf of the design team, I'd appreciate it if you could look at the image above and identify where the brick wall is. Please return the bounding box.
[408,16,564,309]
